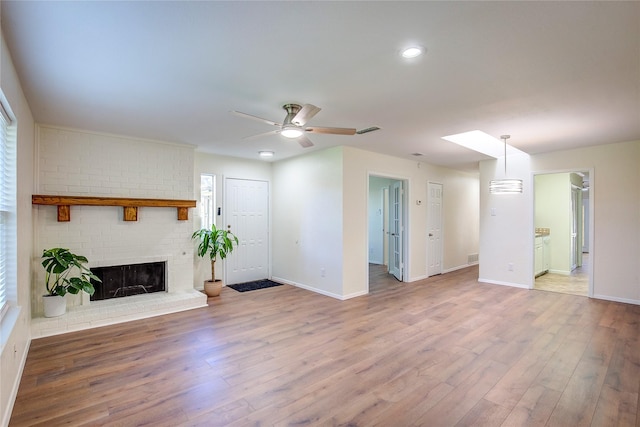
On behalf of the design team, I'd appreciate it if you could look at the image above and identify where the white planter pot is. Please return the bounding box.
[43,295,66,317]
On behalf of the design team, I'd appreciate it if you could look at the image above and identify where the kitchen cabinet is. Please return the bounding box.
[535,236,544,276]
[535,230,551,277]
[543,236,551,272]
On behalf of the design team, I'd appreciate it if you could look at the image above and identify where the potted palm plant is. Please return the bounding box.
[41,247,101,317]
[192,224,239,297]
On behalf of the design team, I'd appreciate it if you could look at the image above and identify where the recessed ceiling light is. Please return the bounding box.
[401,46,423,59]
[258,151,274,158]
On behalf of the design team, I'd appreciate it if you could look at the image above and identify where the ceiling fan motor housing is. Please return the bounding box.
[282,104,303,127]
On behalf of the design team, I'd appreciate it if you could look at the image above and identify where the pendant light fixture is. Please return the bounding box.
[489,135,523,194]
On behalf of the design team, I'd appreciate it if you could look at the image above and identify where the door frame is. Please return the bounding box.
[366,172,410,293]
[531,168,594,297]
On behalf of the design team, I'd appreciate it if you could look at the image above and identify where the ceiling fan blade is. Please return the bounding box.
[243,130,279,140]
[297,134,314,148]
[291,104,321,126]
[231,110,281,127]
[305,126,357,136]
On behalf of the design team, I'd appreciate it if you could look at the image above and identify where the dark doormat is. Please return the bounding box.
[228,279,284,293]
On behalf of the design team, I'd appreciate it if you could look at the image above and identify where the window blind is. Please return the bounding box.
[0,101,16,319]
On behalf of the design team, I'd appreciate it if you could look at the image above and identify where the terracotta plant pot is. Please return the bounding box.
[203,280,223,297]
[43,294,66,317]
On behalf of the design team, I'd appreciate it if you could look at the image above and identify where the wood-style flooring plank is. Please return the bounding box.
[9,264,640,426]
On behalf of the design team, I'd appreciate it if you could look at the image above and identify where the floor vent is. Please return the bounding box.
[468,253,479,264]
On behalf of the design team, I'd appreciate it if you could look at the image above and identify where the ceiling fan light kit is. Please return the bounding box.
[280,125,303,138]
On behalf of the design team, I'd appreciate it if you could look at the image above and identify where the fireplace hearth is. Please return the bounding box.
[91,261,166,301]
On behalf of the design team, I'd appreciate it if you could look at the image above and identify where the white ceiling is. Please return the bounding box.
[2,1,639,171]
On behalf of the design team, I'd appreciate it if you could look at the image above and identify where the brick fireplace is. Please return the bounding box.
[31,125,207,338]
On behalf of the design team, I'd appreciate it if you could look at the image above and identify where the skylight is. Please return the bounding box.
[442,130,524,158]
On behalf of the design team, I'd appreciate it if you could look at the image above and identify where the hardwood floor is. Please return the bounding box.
[10,265,640,426]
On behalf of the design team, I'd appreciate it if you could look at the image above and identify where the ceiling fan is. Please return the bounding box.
[231,103,359,148]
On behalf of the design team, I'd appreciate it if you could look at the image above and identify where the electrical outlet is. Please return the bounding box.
[320,268,326,277]
[508,263,514,271]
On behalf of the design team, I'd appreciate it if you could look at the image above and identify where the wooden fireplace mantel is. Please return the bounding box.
[32,195,197,222]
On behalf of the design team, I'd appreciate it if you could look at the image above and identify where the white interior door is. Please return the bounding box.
[224,178,269,285]
[388,180,403,281]
[427,182,443,277]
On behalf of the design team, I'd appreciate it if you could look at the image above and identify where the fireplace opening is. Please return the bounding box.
[90,261,166,301]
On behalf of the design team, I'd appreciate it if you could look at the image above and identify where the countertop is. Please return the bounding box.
[535,227,550,237]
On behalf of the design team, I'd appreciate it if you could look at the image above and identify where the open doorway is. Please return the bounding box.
[368,174,408,292]
[533,170,592,296]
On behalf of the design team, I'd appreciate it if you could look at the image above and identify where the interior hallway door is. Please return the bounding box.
[427,182,443,276]
[224,178,269,285]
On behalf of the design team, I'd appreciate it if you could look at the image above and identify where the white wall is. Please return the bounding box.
[0,29,35,427]
[271,147,345,298]
[479,152,533,288]
[33,126,196,314]
[193,152,272,286]
[480,140,640,304]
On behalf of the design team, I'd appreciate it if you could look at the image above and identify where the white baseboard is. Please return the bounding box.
[478,278,529,289]
[271,276,365,300]
[442,262,478,274]
[592,294,640,306]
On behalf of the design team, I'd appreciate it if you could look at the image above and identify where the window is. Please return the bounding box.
[0,99,16,320]
[200,174,216,229]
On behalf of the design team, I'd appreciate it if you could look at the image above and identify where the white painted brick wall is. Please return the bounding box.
[33,126,197,317]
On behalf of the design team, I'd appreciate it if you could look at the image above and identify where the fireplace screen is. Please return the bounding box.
[90,261,166,301]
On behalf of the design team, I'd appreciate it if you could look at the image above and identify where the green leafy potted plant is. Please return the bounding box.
[41,247,101,317]
[192,224,239,297]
